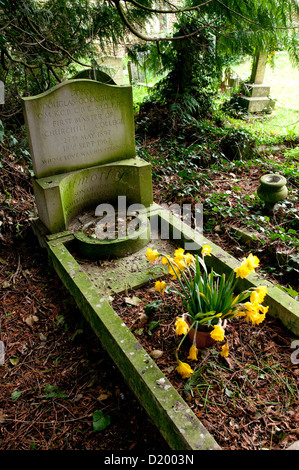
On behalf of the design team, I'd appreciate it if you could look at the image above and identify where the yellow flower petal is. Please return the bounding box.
[245,254,260,270]
[174,248,185,257]
[175,317,189,335]
[234,254,260,279]
[175,361,194,379]
[210,324,225,342]
[201,245,212,256]
[146,248,160,263]
[184,252,195,265]
[254,285,268,303]
[187,344,198,361]
[155,280,167,293]
[220,343,229,357]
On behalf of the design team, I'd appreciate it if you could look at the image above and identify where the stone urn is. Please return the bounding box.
[257,174,288,208]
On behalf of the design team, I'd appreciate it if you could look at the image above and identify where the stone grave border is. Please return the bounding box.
[31,204,299,450]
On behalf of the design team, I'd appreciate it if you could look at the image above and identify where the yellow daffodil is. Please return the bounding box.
[210,324,225,342]
[253,285,268,304]
[188,344,198,361]
[201,245,212,256]
[175,317,189,335]
[234,263,252,279]
[220,343,229,357]
[146,248,160,263]
[173,256,187,270]
[243,302,266,325]
[184,252,195,266]
[234,254,260,279]
[168,263,182,279]
[176,361,194,379]
[245,254,260,270]
[155,280,167,294]
[174,248,185,257]
[259,305,269,315]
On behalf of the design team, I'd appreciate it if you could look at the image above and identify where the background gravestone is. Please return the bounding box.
[239,52,274,113]
[72,68,116,85]
[98,56,125,85]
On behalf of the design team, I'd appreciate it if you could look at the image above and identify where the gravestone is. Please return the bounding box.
[23,79,136,178]
[98,56,125,85]
[72,68,116,85]
[22,79,153,254]
[0,81,4,104]
[239,52,274,113]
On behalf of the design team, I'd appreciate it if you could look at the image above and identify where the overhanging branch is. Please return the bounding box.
[112,0,210,42]
[121,0,215,14]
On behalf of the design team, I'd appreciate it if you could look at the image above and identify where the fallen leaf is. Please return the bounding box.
[125,296,141,306]
[24,315,39,327]
[97,391,112,401]
[0,410,7,424]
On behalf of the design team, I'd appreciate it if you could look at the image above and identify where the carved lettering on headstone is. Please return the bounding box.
[22,80,135,178]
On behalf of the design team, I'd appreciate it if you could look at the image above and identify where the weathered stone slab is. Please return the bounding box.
[32,158,153,233]
[22,80,136,178]
[245,84,270,98]
[239,95,272,113]
[98,56,125,85]
[250,52,268,84]
[72,68,116,85]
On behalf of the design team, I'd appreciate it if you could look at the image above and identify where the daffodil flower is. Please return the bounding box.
[155,280,167,293]
[210,324,225,342]
[146,248,160,263]
[252,285,267,304]
[174,248,185,257]
[187,344,198,361]
[175,361,194,379]
[175,317,189,335]
[234,254,260,279]
[201,245,212,256]
[220,342,229,357]
[243,302,266,324]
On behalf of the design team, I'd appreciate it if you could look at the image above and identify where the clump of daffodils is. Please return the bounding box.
[146,245,269,379]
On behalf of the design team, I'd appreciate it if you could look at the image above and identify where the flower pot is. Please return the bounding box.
[184,315,227,348]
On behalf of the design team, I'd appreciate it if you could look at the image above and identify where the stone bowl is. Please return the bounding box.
[73,212,150,259]
[257,173,288,206]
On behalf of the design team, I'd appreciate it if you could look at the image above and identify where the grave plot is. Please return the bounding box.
[23,79,299,451]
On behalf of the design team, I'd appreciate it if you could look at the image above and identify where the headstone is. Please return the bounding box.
[98,56,125,85]
[22,79,136,178]
[250,52,268,84]
[239,51,274,113]
[0,81,4,104]
[22,79,153,239]
[72,68,116,85]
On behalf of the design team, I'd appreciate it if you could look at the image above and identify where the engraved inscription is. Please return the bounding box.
[23,81,135,177]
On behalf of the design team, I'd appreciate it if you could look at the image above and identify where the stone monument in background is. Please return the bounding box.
[239,51,275,113]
